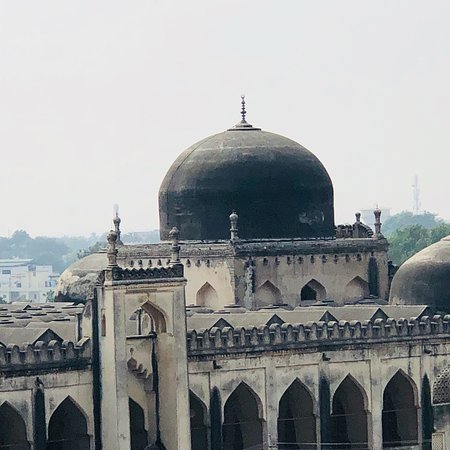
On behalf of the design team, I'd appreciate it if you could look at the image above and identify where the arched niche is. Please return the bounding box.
[47,397,89,450]
[140,301,167,334]
[129,398,148,450]
[345,276,369,301]
[223,382,264,450]
[196,282,219,309]
[382,370,418,448]
[331,375,369,449]
[189,391,208,450]
[368,257,379,296]
[128,308,155,336]
[300,279,326,302]
[255,280,281,306]
[0,402,30,450]
[278,379,316,448]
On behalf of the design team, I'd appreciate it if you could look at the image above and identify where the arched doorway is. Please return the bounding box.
[300,279,326,302]
[47,397,89,450]
[190,391,208,450]
[382,371,418,448]
[255,281,281,306]
[196,282,219,309]
[330,375,368,449]
[223,383,263,450]
[278,379,316,449]
[0,402,30,450]
[129,398,148,450]
[344,277,369,301]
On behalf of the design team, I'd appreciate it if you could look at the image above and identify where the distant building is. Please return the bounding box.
[0,259,59,303]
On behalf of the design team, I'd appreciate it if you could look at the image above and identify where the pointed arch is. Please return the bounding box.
[255,280,281,306]
[190,390,208,450]
[300,279,326,302]
[47,396,89,449]
[331,375,369,448]
[129,398,148,450]
[0,401,30,449]
[278,379,317,448]
[345,276,369,301]
[382,370,418,447]
[128,308,155,335]
[196,282,220,309]
[140,301,167,333]
[223,382,264,450]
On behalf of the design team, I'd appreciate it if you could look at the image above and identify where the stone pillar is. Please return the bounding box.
[265,363,278,449]
[98,283,132,450]
[153,284,192,450]
[370,351,383,450]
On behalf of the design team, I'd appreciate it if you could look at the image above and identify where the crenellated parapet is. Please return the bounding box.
[187,315,450,357]
[0,338,91,374]
[104,264,184,283]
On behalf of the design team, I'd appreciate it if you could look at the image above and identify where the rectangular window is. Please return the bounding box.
[1,270,11,275]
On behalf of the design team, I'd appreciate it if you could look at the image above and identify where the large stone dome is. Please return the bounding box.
[159,116,334,241]
[389,236,450,312]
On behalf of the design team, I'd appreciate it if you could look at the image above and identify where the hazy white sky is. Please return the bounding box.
[1,0,449,237]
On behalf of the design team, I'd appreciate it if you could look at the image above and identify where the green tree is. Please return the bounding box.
[388,223,450,266]
[382,211,441,237]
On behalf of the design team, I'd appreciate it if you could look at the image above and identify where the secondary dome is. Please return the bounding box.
[389,236,450,312]
[159,109,334,241]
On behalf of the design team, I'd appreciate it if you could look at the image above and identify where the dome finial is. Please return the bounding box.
[240,94,247,123]
[228,95,261,131]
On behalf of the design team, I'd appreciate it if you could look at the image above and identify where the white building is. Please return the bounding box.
[0,259,59,303]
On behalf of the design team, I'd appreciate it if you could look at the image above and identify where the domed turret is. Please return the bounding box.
[159,100,334,241]
[389,235,450,312]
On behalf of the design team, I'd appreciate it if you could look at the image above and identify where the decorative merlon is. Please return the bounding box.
[187,315,450,356]
[0,339,91,372]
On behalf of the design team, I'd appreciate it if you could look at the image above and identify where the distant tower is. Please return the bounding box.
[412,175,421,215]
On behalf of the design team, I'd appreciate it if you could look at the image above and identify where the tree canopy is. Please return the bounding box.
[385,213,450,266]
[0,230,160,273]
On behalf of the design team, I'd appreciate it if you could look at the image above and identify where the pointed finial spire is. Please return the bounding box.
[106,229,118,267]
[374,205,383,237]
[240,95,247,123]
[230,210,239,241]
[228,95,261,131]
[169,227,181,265]
[113,204,123,246]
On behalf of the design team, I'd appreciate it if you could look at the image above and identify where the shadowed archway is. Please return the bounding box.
[300,279,326,302]
[129,398,148,450]
[47,397,89,450]
[223,383,264,450]
[0,402,30,450]
[382,371,418,448]
[278,379,316,449]
[190,391,208,450]
[330,375,368,449]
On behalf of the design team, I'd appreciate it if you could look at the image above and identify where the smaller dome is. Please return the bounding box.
[389,235,450,312]
[56,252,108,303]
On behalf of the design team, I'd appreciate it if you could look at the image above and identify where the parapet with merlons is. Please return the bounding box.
[187,315,450,357]
[0,338,91,374]
[103,264,184,284]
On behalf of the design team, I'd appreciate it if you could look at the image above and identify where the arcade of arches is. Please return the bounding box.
[189,371,426,450]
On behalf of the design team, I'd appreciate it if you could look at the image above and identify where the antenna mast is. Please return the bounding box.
[412,175,421,215]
